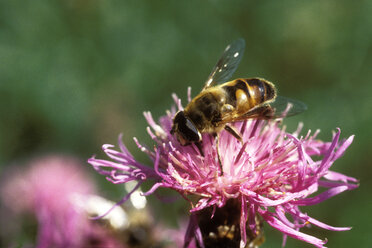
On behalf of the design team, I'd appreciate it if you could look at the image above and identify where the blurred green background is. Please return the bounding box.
[0,0,371,247]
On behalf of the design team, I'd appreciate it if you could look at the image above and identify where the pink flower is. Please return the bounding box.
[88,93,358,248]
[1,156,125,248]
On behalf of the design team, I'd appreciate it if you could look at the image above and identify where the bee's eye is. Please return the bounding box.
[173,111,201,144]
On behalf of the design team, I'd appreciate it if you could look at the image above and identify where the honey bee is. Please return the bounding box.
[171,39,306,168]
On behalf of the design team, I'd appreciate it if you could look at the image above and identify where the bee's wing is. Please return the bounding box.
[220,96,307,123]
[268,96,307,118]
[203,38,245,90]
[220,104,273,124]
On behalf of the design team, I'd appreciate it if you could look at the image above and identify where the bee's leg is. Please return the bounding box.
[213,133,224,176]
[224,125,243,144]
[195,141,204,157]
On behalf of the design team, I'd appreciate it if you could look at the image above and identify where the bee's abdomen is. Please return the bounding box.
[246,78,276,103]
[223,78,276,112]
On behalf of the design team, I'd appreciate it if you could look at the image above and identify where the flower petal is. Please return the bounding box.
[259,209,327,248]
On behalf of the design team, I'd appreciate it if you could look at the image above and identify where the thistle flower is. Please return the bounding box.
[88,92,358,248]
[0,156,126,248]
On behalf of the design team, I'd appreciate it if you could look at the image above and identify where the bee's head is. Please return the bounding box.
[171,111,201,145]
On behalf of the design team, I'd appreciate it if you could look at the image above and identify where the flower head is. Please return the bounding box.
[89,92,358,248]
[1,156,126,248]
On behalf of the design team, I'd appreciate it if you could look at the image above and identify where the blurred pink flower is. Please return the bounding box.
[89,93,358,248]
[1,156,125,248]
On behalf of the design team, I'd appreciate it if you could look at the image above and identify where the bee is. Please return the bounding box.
[171,39,306,171]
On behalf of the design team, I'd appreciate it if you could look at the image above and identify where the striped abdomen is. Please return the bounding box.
[222,78,276,114]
